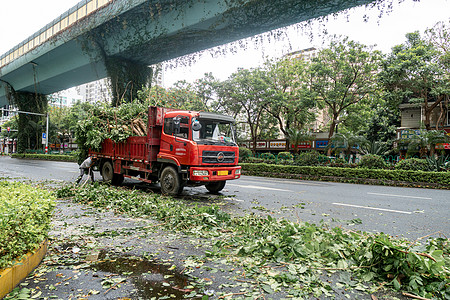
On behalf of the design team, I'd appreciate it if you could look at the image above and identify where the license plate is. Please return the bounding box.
[217,170,228,176]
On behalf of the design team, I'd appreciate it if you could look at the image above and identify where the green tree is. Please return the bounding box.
[193,72,220,111]
[379,31,449,131]
[365,102,400,143]
[262,58,316,150]
[169,80,205,111]
[309,37,381,154]
[217,68,269,152]
[426,21,450,129]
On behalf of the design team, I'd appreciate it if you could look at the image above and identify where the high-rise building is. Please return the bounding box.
[75,78,112,103]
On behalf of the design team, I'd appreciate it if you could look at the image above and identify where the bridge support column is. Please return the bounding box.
[11,92,47,153]
[105,57,152,106]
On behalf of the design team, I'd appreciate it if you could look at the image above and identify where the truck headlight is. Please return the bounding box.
[193,170,209,176]
[235,168,241,175]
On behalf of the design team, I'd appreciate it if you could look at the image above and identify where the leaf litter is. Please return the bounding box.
[5,182,449,299]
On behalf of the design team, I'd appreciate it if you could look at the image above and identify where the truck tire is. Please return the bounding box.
[101,161,123,185]
[160,166,183,195]
[205,181,226,194]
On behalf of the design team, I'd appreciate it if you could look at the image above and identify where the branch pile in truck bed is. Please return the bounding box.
[75,101,149,153]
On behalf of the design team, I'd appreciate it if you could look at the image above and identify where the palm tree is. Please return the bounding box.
[361,141,389,156]
[329,132,367,163]
[408,129,450,157]
[286,128,312,154]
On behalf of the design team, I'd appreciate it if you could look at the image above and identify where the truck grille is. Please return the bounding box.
[202,151,236,164]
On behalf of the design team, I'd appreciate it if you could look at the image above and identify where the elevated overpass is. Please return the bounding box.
[0,0,374,106]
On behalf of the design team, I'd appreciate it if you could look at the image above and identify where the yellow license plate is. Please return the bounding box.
[217,170,228,176]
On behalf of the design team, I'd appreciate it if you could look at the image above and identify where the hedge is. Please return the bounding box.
[0,181,55,269]
[241,163,450,189]
[11,153,77,162]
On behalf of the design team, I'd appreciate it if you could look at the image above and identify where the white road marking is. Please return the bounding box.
[241,179,323,186]
[367,192,432,200]
[333,202,412,214]
[223,197,244,202]
[227,184,291,192]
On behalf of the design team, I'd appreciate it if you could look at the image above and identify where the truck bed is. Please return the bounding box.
[91,135,160,163]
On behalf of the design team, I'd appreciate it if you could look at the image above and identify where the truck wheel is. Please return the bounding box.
[160,166,183,195]
[205,181,226,194]
[101,161,114,182]
[102,161,124,186]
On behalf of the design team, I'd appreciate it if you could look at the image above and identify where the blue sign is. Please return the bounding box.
[42,133,46,139]
[316,140,328,148]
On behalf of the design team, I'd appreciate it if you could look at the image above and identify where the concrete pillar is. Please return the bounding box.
[105,56,152,106]
[11,92,47,153]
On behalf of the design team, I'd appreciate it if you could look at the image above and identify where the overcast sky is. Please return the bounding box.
[1,0,449,87]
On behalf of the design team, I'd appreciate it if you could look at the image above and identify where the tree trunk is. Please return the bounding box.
[430,144,436,157]
[436,98,445,130]
[327,117,338,156]
[424,107,432,131]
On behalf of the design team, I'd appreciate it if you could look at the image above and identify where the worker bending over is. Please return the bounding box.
[76,156,97,184]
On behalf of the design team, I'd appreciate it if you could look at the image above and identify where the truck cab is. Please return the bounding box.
[158,110,241,194]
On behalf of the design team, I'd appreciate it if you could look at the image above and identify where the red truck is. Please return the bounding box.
[89,106,241,195]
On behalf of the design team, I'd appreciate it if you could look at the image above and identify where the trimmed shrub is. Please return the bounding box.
[277,152,294,161]
[395,158,431,171]
[11,153,77,162]
[358,154,387,170]
[239,147,253,163]
[0,181,55,269]
[259,153,276,164]
[295,151,330,166]
[277,152,294,165]
[240,163,450,187]
[245,157,265,164]
[260,152,275,160]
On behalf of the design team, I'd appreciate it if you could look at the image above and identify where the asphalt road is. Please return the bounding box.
[1,156,448,240]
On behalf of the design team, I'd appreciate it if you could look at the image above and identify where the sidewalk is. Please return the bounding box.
[4,198,407,300]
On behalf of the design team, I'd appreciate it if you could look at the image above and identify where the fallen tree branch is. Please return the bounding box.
[402,292,432,300]
[104,278,126,295]
[218,292,248,299]
[395,249,437,262]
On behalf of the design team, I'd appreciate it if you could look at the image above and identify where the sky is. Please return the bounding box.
[0,0,449,88]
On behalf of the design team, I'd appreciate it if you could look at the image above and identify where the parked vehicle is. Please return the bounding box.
[89,106,241,195]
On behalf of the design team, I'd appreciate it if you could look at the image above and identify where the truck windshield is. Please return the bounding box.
[193,119,236,146]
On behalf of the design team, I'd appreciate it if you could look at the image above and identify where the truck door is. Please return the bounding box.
[161,115,191,165]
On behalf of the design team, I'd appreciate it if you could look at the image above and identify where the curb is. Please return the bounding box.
[0,240,48,299]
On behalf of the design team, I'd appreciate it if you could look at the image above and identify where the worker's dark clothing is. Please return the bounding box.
[76,157,95,184]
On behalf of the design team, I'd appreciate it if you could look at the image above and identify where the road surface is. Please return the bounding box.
[1,156,448,240]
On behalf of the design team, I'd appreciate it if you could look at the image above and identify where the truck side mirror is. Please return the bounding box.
[173,117,180,135]
[192,119,202,131]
